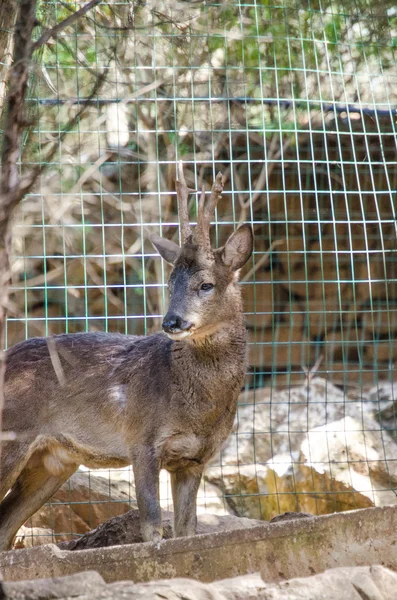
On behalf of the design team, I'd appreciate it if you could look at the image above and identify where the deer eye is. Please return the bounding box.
[200,283,214,292]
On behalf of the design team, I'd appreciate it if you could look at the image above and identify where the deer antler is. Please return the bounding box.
[195,171,223,249]
[175,161,194,245]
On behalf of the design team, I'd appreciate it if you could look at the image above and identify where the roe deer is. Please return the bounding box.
[0,163,253,551]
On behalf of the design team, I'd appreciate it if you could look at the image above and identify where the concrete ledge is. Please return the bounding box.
[1,505,397,584]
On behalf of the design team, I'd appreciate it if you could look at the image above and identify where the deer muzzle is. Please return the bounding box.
[162,312,193,336]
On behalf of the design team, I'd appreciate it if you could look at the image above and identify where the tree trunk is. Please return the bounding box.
[0,0,37,475]
[0,0,17,118]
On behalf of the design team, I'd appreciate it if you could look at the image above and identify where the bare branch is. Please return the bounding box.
[32,0,103,52]
[303,355,324,387]
[15,69,108,204]
[242,239,286,282]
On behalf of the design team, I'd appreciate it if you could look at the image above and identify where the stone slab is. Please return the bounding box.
[0,505,396,585]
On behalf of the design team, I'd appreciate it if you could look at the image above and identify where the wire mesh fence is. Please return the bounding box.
[2,0,397,546]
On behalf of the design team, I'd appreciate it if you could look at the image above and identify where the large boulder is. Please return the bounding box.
[206,378,397,520]
[301,414,397,506]
[366,381,397,440]
[13,526,54,549]
[24,472,133,543]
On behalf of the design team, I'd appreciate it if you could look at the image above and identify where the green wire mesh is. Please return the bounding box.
[2,0,397,545]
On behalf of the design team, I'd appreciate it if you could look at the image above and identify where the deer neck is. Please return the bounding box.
[167,318,246,427]
[191,315,247,351]
[171,313,247,384]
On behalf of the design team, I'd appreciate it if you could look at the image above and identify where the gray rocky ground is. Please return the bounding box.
[2,565,396,600]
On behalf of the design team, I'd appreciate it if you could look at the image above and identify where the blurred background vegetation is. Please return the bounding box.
[1,0,396,390]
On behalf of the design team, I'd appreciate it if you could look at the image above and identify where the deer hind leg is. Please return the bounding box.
[171,465,203,538]
[0,453,77,551]
[0,441,33,503]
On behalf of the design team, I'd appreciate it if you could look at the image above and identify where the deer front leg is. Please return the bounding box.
[171,466,203,538]
[131,446,162,545]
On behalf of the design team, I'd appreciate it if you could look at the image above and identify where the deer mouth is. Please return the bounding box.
[165,329,193,341]
[166,323,221,341]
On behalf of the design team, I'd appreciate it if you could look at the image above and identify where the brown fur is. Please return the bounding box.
[0,170,253,551]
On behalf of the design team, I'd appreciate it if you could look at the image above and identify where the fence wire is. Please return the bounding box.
[2,0,397,545]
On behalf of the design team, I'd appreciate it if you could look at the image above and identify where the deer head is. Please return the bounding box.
[151,163,253,341]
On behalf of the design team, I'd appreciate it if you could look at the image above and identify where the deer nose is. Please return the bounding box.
[162,313,193,333]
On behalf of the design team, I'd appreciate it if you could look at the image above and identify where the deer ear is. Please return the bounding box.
[222,224,253,271]
[151,234,180,265]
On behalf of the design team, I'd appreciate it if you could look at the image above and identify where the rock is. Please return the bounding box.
[74,566,397,600]
[196,479,231,517]
[57,509,173,550]
[77,465,229,518]
[205,464,268,520]
[206,378,397,520]
[265,456,374,517]
[158,468,230,518]
[2,566,397,600]
[367,381,397,440]
[262,565,397,600]
[269,512,312,523]
[20,465,229,548]
[58,510,267,551]
[2,571,105,599]
[27,505,90,542]
[196,513,265,535]
[26,472,133,542]
[213,378,349,468]
[14,526,54,549]
[301,414,397,507]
